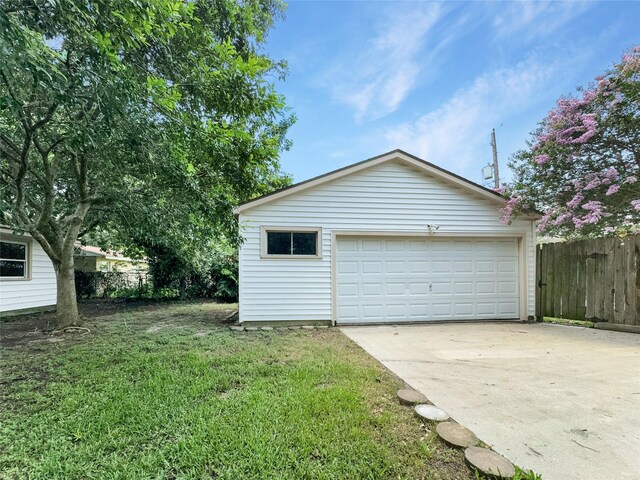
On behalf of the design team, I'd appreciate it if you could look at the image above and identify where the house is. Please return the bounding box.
[235,150,537,325]
[74,245,148,273]
[0,228,57,315]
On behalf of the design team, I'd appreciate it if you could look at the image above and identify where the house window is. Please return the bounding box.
[0,239,29,279]
[262,227,322,258]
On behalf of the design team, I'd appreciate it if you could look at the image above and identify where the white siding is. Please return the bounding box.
[239,160,536,323]
[0,232,57,313]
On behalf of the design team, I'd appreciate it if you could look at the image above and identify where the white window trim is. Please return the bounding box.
[0,235,32,281]
[260,226,323,259]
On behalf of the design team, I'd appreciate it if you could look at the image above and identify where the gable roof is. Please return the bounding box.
[235,149,507,214]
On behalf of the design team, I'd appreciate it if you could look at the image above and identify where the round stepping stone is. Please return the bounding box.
[414,404,449,422]
[245,327,259,332]
[397,388,428,405]
[436,422,479,448]
[301,325,315,330]
[260,326,273,331]
[229,326,244,332]
[464,446,515,479]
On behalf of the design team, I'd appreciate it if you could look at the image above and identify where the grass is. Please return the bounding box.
[542,316,594,328]
[1,301,540,479]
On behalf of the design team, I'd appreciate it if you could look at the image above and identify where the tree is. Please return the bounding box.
[502,46,640,238]
[0,0,293,327]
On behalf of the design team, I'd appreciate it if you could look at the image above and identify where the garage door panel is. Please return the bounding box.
[477,303,497,315]
[454,303,474,316]
[386,303,409,318]
[409,283,429,295]
[362,239,382,251]
[409,261,429,273]
[385,261,406,273]
[338,283,358,296]
[431,303,452,317]
[454,282,474,294]
[338,261,358,274]
[498,260,517,273]
[338,304,358,320]
[336,236,520,324]
[431,282,451,295]
[386,283,405,295]
[499,302,518,315]
[362,283,383,296]
[362,261,382,273]
[362,304,383,319]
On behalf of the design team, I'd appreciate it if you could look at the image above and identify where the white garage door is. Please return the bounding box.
[336,237,520,324]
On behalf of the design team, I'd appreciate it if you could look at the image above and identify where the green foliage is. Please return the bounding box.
[504,47,640,238]
[147,238,238,301]
[0,0,293,324]
[1,302,472,480]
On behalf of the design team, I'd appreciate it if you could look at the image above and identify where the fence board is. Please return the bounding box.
[576,240,587,319]
[603,237,615,322]
[537,234,638,326]
[595,238,606,320]
[535,244,542,319]
[553,244,563,316]
[613,239,625,323]
[567,241,578,318]
[625,235,640,325]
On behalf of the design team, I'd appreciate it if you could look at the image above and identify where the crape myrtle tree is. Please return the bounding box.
[0,0,294,327]
[502,46,640,238]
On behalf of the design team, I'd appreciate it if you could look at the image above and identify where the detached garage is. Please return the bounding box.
[236,150,537,325]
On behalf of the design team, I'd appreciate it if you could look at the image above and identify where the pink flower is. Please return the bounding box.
[567,192,584,209]
[572,217,586,230]
[584,178,601,190]
[624,176,637,184]
[534,154,550,165]
[581,201,604,224]
[553,213,571,225]
[536,211,553,232]
[632,200,640,212]
[605,185,620,196]
[604,167,619,180]
[500,194,523,224]
[621,47,640,74]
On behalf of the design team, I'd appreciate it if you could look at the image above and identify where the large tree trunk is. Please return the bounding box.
[54,258,80,328]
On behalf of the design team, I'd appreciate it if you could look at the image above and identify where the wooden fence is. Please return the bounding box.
[536,235,639,326]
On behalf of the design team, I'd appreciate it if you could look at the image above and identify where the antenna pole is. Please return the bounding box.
[491,128,500,189]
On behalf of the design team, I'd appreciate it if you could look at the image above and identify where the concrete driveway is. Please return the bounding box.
[341,323,640,480]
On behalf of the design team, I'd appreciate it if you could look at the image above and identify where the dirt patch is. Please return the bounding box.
[1,299,235,349]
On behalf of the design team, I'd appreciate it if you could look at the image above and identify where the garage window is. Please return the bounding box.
[261,227,322,258]
[0,239,30,279]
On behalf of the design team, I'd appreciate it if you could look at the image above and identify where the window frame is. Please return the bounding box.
[0,234,32,281]
[260,226,323,259]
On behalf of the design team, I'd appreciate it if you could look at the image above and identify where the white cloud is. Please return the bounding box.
[326,3,444,121]
[384,56,561,175]
[492,1,592,41]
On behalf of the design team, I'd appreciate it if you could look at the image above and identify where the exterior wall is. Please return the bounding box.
[0,230,57,314]
[239,160,536,323]
[74,256,148,273]
[103,259,148,273]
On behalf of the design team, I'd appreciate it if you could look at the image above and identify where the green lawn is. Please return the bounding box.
[1,302,535,479]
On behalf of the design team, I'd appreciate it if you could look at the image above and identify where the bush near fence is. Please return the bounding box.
[74,269,237,301]
[75,271,152,299]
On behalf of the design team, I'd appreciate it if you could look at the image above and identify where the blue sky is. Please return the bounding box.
[264,1,639,186]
